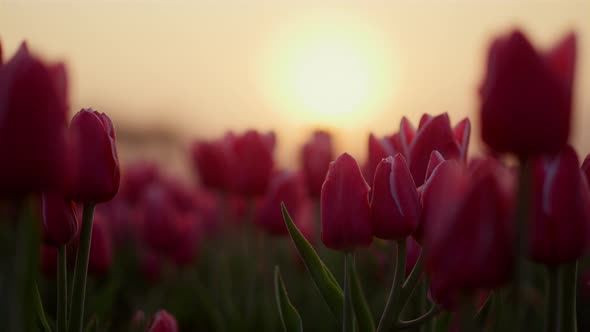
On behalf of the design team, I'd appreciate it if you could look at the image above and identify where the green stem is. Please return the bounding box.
[57,246,67,332]
[514,158,531,331]
[68,204,95,332]
[546,266,562,332]
[343,253,354,332]
[561,261,578,332]
[377,239,407,332]
[397,302,439,330]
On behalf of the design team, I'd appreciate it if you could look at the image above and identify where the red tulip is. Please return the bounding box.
[40,192,79,247]
[581,153,590,185]
[191,133,234,191]
[424,159,515,295]
[87,214,113,275]
[370,154,420,240]
[255,171,307,236]
[146,310,178,332]
[301,130,334,197]
[480,30,576,156]
[406,113,470,186]
[530,146,590,265]
[166,212,201,267]
[365,133,398,185]
[321,153,372,251]
[120,161,160,205]
[140,183,181,253]
[67,109,120,203]
[232,130,275,196]
[0,42,69,192]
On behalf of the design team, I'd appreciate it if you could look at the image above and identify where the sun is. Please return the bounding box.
[259,14,398,128]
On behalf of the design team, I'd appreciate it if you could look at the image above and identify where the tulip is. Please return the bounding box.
[424,159,514,295]
[190,133,234,191]
[231,130,275,196]
[255,171,307,235]
[365,133,398,185]
[321,153,372,251]
[301,130,334,197]
[120,161,160,205]
[146,310,178,332]
[529,146,590,265]
[140,183,182,253]
[67,109,120,203]
[480,30,576,156]
[406,113,470,186]
[370,154,420,240]
[40,192,79,247]
[581,153,590,184]
[87,214,113,275]
[0,42,69,192]
[166,212,201,267]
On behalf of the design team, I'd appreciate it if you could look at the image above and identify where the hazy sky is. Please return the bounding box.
[1,0,589,168]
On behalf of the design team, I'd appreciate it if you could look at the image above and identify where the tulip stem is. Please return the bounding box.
[561,261,578,332]
[68,203,95,332]
[57,245,67,332]
[377,239,407,332]
[343,253,354,332]
[514,158,531,331]
[546,266,562,332]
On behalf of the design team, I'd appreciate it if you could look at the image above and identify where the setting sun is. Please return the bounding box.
[260,14,399,128]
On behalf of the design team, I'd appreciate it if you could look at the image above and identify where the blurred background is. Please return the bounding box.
[1,0,589,175]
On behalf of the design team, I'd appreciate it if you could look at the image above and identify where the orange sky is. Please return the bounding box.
[1,1,589,168]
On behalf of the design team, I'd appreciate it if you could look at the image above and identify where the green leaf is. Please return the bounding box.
[34,284,52,332]
[349,259,375,332]
[274,267,303,332]
[281,203,343,322]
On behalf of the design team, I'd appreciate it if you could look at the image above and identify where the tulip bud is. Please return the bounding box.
[232,130,275,196]
[581,153,590,184]
[67,109,120,203]
[370,154,420,240]
[321,153,372,250]
[255,171,307,235]
[301,130,333,197]
[0,42,69,192]
[190,133,234,191]
[166,213,201,267]
[120,161,160,205]
[86,214,113,275]
[424,159,515,294]
[146,310,178,332]
[365,133,397,185]
[140,183,181,253]
[480,30,576,156]
[530,146,590,265]
[400,117,416,156]
[40,192,79,247]
[406,113,468,186]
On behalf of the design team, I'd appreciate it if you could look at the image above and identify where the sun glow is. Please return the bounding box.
[260,15,399,128]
